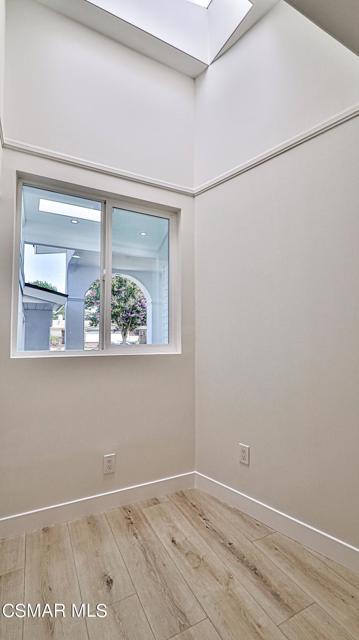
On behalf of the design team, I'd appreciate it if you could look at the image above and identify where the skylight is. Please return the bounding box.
[42,0,271,78]
[187,0,211,7]
[39,199,101,223]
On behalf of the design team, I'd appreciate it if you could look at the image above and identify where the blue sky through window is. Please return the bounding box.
[24,244,67,293]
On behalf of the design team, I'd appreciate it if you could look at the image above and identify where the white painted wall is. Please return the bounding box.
[1,0,196,528]
[0,0,5,173]
[0,0,4,112]
[195,1,359,186]
[196,117,359,547]
[4,0,195,188]
[195,4,359,550]
[0,149,195,521]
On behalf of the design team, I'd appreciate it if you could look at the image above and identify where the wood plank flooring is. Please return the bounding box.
[68,513,134,605]
[107,502,205,640]
[170,490,311,624]
[0,489,358,640]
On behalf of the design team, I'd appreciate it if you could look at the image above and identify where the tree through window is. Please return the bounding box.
[85,274,147,344]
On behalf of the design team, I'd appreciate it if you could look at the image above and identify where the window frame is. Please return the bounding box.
[11,177,181,358]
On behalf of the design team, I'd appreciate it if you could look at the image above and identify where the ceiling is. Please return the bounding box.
[286,0,359,56]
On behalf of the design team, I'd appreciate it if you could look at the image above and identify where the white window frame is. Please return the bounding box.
[11,177,181,358]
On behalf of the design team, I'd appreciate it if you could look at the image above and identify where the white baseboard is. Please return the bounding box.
[1,468,358,576]
[0,471,195,537]
[195,471,359,574]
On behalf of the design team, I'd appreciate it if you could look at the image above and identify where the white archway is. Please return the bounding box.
[112,272,153,344]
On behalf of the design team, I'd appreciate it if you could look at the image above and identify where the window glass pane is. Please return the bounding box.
[18,185,102,352]
[111,208,169,346]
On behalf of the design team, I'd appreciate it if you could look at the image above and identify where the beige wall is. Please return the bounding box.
[195,2,359,186]
[0,0,196,522]
[4,0,195,188]
[0,150,195,518]
[194,0,359,550]
[195,115,359,547]
[0,0,5,174]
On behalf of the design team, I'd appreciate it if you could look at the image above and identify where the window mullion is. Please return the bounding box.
[103,201,113,350]
[99,201,106,351]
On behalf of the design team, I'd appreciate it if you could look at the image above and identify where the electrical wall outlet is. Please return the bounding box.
[239,443,250,465]
[103,453,116,474]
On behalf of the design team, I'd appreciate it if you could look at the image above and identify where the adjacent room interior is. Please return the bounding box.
[0,0,359,638]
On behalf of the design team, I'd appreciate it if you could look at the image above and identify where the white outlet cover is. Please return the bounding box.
[239,443,250,465]
[103,452,116,474]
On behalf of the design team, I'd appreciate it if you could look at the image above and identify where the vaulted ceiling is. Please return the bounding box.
[287,0,359,56]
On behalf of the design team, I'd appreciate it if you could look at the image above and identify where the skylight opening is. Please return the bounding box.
[187,0,211,8]
[39,199,101,223]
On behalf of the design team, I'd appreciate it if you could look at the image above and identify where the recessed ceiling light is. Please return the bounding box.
[39,198,101,222]
[71,219,79,224]
[139,232,148,237]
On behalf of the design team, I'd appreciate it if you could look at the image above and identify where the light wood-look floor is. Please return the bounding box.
[1,489,359,640]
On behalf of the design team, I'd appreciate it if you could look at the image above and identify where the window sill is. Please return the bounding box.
[10,346,182,359]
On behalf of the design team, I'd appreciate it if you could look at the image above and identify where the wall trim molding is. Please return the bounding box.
[2,137,196,197]
[195,471,359,573]
[2,104,359,197]
[0,471,195,537]
[195,103,359,195]
[1,467,358,574]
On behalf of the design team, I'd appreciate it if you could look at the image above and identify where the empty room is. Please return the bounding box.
[0,0,359,638]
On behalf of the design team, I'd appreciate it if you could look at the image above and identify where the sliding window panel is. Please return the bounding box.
[111,208,170,346]
[18,185,103,352]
